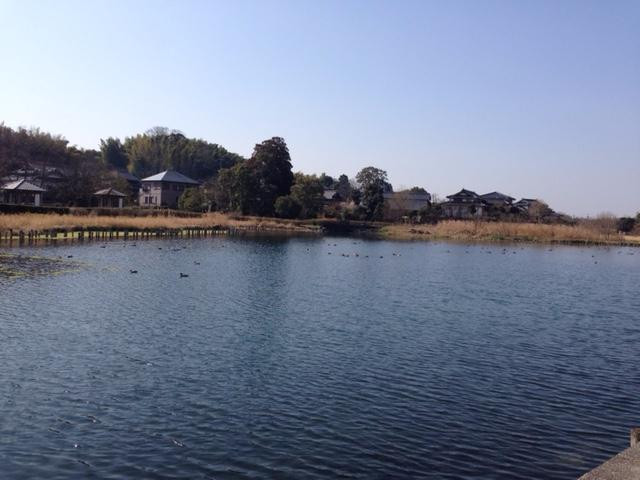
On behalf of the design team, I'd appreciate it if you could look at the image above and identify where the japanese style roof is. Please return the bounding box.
[0,179,46,192]
[480,191,515,202]
[446,188,480,200]
[384,191,431,200]
[94,188,127,197]
[141,170,199,185]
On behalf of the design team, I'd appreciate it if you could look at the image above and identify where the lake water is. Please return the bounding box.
[1,236,639,479]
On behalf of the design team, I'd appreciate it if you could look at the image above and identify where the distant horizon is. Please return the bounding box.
[1,0,638,217]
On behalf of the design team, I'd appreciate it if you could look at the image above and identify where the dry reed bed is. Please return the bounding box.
[0,212,319,234]
[1,214,637,246]
[381,221,640,245]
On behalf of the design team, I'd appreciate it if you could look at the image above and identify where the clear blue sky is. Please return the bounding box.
[1,0,638,216]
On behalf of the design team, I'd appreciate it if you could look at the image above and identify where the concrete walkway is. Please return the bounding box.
[579,429,640,480]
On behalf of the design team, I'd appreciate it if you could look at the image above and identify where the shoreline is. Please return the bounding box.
[0,213,638,247]
[0,212,321,244]
[376,222,640,247]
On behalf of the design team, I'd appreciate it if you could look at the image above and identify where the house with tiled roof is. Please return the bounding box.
[441,188,487,218]
[480,191,515,207]
[139,170,200,208]
[94,188,127,208]
[0,179,46,206]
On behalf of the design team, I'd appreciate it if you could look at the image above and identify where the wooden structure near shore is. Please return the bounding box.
[0,226,244,245]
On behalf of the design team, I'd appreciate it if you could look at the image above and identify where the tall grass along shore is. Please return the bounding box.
[0,213,638,246]
[380,221,640,246]
[0,212,320,238]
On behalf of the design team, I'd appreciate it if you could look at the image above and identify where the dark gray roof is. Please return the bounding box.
[94,188,127,197]
[480,191,515,201]
[141,170,199,185]
[383,192,432,201]
[1,179,46,192]
[117,169,140,182]
[446,188,480,199]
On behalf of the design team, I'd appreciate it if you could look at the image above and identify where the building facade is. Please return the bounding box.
[441,188,487,218]
[94,188,127,208]
[383,191,431,219]
[0,179,46,206]
[139,170,200,208]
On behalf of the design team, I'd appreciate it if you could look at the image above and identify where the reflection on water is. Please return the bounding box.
[0,253,81,279]
[0,237,639,479]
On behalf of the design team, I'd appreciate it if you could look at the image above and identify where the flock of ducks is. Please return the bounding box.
[325,242,400,259]
[120,243,198,278]
[76,240,638,276]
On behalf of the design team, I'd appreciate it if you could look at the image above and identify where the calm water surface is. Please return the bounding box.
[1,236,639,479]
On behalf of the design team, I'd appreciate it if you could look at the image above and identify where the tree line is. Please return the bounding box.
[6,123,632,228]
[101,126,242,180]
[192,137,392,220]
[0,124,394,219]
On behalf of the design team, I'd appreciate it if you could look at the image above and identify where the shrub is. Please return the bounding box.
[178,188,206,212]
[617,217,636,233]
[274,195,302,219]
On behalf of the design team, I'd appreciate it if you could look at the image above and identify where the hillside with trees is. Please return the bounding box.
[115,127,243,181]
[0,123,244,206]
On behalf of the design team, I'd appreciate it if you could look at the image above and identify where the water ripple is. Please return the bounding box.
[0,238,639,479]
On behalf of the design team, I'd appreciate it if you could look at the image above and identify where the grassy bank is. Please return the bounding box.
[2,213,638,246]
[0,212,320,238]
[379,221,640,246]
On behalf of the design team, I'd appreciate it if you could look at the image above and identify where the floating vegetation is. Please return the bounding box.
[0,253,82,279]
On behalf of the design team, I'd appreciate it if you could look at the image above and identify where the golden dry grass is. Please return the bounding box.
[1,213,637,246]
[380,220,640,246]
[0,212,319,234]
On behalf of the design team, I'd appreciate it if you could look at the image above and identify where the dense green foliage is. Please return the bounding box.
[0,124,132,206]
[0,124,69,177]
[100,137,128,169]
[290,173,324,218]
[214,137,294,216]
[122,127,242,180]
[319,173,335,188]
[4,124,610,225]
[356,166,388,220]
[617,217,636,233]
[418,203,443,224]
[274,195,302,219]
[0,124,244,207]
[213,163,253,214]
[178,187,207,212]
[335,174,352,201]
